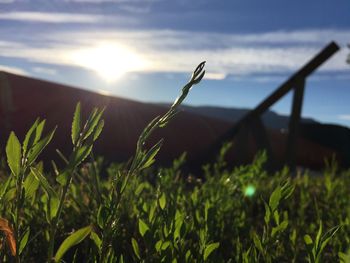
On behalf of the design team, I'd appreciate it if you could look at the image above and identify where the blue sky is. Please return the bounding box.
[0,0,349,126]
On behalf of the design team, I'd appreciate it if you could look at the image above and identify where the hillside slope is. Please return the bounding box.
[0,71,343,169]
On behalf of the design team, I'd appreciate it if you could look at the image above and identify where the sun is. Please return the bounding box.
[69,43,147,82]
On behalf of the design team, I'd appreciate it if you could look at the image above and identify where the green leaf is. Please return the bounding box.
[54,225,92,262]
[71,102,81,146]
[27,127,56,165]
[204,200,210,221]
[131,238,140,260]
[83,107,105,141]
[271,220,288,237]
[30,167,57,198]
[93,119,104,141]
[138,218,150,237]
[90,232,102,251]
[0,177,12,200]
[161,241,170,251]
[56,170,70,186]
[23,168,40,201]
[269,186,281,212]
[174,211,185,242]
[315,221,323,250]
[49,196,59,221]
[148,202,157,223]
[6,132,21,177]
[70,144,93,168]
[34,119,46,145]
[19,228,30,255]
[97,206,109,229]
[140,139,163,170]
[204,242,220,260]
[281,181,295,200]
[159,193,166,210]
[263,200,271,224]
[319,225,341,255]
[252,232,264,255]
[137,116,161,149]
[304,234,313,246]
[339,250,350,263]
[155,240,162,252]
[22,118,39,156]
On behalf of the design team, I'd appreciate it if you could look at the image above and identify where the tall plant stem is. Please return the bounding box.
[47,172,73,262]
[14,171,24,263]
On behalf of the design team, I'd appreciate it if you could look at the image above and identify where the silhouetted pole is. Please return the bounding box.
[0,72,14,136]
[286,78,305,170]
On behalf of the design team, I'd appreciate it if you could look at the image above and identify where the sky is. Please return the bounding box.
[0,0,349,126]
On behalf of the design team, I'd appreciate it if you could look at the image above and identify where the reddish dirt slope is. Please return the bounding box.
[0,71,340,170]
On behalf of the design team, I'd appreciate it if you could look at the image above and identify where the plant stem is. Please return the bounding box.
[14,171,24,263]
[47,172,73,262]
[90,152,102,206]
[99,171,131,262]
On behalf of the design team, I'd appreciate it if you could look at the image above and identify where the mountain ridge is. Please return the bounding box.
[156,103,318,130]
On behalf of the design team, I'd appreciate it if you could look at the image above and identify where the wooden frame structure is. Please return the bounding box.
[202,41,340,170]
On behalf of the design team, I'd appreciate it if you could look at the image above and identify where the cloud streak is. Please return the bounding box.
[0,65,29,75]
[337,115,350,121]
[0,28,348,79]
[0,11,108,23]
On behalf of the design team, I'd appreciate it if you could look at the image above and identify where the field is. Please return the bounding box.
[0,62,349,262]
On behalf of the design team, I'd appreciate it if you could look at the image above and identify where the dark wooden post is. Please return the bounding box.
[0,72,14,136]
[286,78,305,170]
[249,117,274,170]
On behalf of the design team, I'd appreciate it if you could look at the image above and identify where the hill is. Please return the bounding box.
[0,71,345,169]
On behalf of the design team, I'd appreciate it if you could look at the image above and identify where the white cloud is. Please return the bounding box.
[0,11,108,23]
[0,28,348,79]
[0,65,29,75]
[0,0,15,3]
[64,0,158,2]
[32,67,57,75]
[337,115,350,121]
[205,72,227,80]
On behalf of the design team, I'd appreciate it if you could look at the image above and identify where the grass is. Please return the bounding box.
[0,61,349,262]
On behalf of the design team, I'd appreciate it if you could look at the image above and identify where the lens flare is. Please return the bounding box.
[244,185,256,197]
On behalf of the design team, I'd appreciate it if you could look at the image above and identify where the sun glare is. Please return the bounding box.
[69,44,147,82]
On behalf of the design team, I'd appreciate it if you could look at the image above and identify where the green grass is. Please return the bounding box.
[0,61,349,262]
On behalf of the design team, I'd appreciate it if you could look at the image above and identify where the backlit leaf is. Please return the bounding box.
[269,186,281,212]
[30,167,57,198]
[138,218,150,237]
[159,193,166,210]
[54,225,92,262]
[19,228,30,255]
[131,238,140,260]
[6,132,21,177]
[27,127,56,165]
[22,118,39,156]
[204,242,220,260]
[71,102,81,146]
